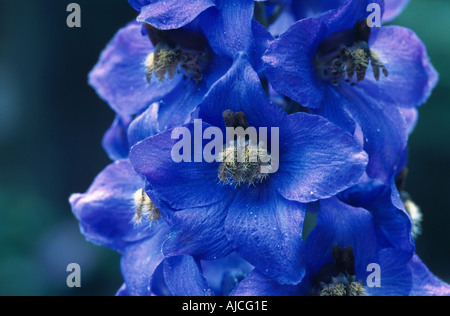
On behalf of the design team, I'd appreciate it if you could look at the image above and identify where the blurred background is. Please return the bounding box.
[0,0,448,295]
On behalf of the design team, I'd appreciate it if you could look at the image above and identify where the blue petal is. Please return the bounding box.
[225,185,306,285]
[69,160,152,252]
[340,176,415,254]
[120,223,169,296]
[383,0,410,23]
[372,180,415,253]
[198,54,286,130]
[164,255,212,296]
[365,248,413,296]
[232,270,299,296]
[89,21,181,117]
[409,255,450,296]
[354,26,438,110]
[130,123,234,209]
[201,253,253,295]
[309,86,356,135]
[263,0,384,108]
[162,194,235,260]
[157,80,207,131]
[340,87,409,184]
[274,112,368,203]
[268,6,296,37]
[102,116,131,161]
[127,103,159,148]
[250,20,274,75]
[319,0,384,34]
[291,0,346,20]
[263,18,328,109]
[137,0,215,30]
[303,198,378,280]
[128,0,152,11]
[200,0,255,58]
[401,108,419,135]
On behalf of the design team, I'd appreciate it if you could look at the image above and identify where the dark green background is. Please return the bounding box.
[0,0,448,295]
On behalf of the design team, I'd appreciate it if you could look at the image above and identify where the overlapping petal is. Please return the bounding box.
[70,160,152,252]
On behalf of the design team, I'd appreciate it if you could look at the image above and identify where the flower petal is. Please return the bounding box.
[409,255,450,296]
[355,26,438,110]
[304,198,378,280]
[102,116,131,161]
[127,103,160,148]
[164,255,212,296]
[365,248,413,296]
[162,194,235,260]
[130,123,234,209]
[200,0,255,58]
[201,253,253,295]
[274,112,368,203]
[263,18,327,109]
[383,0,410,23]
[137,0,215,30]
[198,54,286,130]
[225,185,306,285]
[232,270,299,296]
[69,160,151,252]
[340,87,409,183]
[89,21,181,117]
[120,224,169,296]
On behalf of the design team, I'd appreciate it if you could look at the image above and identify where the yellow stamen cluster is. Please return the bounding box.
[133,189,161,224]
[317,41,388,86]
[218,141,270,186]
[146,42,207,83]
[320,274,366,297]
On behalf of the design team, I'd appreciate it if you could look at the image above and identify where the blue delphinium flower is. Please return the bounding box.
[263,0,437,184]
[91,0,273,160]
[70,0,449,297]
[263,0,410,35]
[130,54,369,285]
[89,20,227,149]
[70,158,254,296]
[233,197,450,296]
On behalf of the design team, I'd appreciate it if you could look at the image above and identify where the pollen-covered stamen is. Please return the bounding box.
[146,42,208,83]
[218,140,271,186]
[315,19,388,86]
[402,192,423,239]
[316,41,388,86]
[312,245,366,297]
[218,110,272,187]
[396,168,423,239]
[133,189,161,224]
[320,273,366,297]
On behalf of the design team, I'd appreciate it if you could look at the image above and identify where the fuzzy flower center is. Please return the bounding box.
[133,189,161,224]
[218,110,272,187]
[315,19,388,86]
[313,245,366,297]
[218,140,270,186]
[320,273,366,297]
[146,42,208,83]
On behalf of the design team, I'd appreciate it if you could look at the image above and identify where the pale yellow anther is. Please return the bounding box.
[133,189,161,224]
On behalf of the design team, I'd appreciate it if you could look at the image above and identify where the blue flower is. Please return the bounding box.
[262,0,410,35]
[70,159,253,296]
[89,20,228,133]
[91,1,273,160]
[129,54,368,285]
[263,0,437,184]
[128,0,271,60]
[233,197,450,296]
